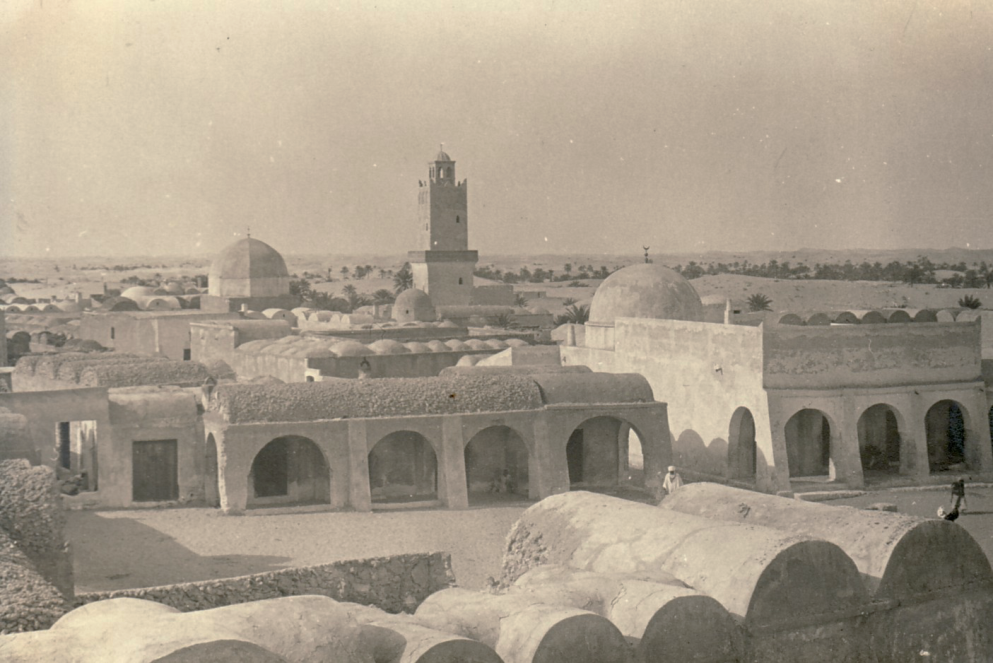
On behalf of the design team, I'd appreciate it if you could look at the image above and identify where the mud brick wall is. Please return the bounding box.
[76,551,454,614]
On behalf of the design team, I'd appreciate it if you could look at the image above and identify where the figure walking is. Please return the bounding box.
[951,477,968,513]
[662,466,683,496]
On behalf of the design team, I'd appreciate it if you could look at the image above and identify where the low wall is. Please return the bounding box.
[76,551,454,614]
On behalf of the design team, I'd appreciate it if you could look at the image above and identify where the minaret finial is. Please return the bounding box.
[247,226,251,238]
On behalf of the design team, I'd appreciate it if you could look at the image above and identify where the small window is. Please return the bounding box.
[110,327,115,340]
[458,278,463,285]
[456,215,460,223]
[183,349,191,361]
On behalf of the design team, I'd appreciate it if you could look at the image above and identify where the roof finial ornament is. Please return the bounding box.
[643,246,650,264]
[246,226,251,239]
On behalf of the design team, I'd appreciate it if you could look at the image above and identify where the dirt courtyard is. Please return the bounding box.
[68,504,527,594]
[68,485,993,596]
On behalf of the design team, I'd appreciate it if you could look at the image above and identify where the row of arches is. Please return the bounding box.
[725,400,993,483]
[213,416,646,510]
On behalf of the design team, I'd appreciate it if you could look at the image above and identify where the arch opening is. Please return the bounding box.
[785,409,832,478]
[926,400,969,473]
[369,431,438,503]
[248,436,330,508]
[464,426,530,505]
[566,416,634,489]
[728,407,757,480]
[858,404,902,476]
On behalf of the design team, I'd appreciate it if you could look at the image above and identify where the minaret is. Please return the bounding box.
[408,147,477,306]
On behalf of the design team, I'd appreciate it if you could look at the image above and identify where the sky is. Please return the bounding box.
[2,0,993,259]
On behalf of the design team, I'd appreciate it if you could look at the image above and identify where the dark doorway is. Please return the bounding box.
[858,404,901,474]
[566,429,584,484]
[368,431,438,503]
[57,422,71,469]
[464,426,530,504]
[248,436,330,508]
[252,438,289,497]
[728,407,757,480]
[785,409,832,477]
[132,439,179,502]
[926,400,968,472]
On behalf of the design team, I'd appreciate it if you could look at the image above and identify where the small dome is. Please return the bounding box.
[329,340,370,357]
[121,286,157,300]
[394,288,436,323]
[589,264,704,325]
[161,282,185,295]
[435,149,452,162]
[208,237,290,298]
[368,339,410,355]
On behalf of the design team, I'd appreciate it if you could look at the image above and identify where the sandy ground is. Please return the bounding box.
[68,504,527,594]
[68,485,993,596]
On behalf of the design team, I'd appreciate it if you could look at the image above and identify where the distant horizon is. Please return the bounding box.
[4,245,993,266]
[4,1,993,258]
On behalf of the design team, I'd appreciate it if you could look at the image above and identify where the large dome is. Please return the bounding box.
[208,237,290,298]
[394,288,436,323]
[589,264,704,325]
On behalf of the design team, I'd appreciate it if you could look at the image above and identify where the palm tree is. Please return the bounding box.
[554,304,590,326]
[393,264,413,294]
[373,289,395,304]
[489,312,516,329]
[958,295,982,309]
[561,297,577,306]
[747,293,773,312]
[513,293,529,308]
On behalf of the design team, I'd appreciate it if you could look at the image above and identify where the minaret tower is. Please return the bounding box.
[407,146,477,306]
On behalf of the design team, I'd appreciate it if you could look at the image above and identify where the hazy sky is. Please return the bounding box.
[2,0,993,259]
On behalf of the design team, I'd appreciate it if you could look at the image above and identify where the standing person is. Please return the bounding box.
[662,465,683,496]
[951,478,968,512]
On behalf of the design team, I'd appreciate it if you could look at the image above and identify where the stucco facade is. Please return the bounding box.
[563,315,993,493]
[202,374,671,514]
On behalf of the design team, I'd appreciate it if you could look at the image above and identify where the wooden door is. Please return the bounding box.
[132,439,178,502]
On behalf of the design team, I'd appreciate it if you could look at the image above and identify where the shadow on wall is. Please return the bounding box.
[674,429,772,487]
[66,512,291,592]
[674,429,727,477]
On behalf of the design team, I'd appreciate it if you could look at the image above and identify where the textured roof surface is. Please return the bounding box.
[589,264,704,325]
[79,361,212,388]
[210,374,545,423]
[208,237,289,282]
[235,334,512,358]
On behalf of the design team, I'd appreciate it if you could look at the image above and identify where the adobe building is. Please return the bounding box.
[559,263,993,494]
[203,372,669,513]
[408,149,514,310]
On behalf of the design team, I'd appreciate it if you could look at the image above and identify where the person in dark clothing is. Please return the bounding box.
[951,478,968,512]
[938,505,960,522]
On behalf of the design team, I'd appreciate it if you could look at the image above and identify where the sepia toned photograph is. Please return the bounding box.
[2,0,993,660]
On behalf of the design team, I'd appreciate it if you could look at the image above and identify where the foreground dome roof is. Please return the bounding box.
[589,264,704,325]
[209,237,289,283]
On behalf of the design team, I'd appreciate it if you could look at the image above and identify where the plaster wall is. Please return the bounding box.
[99,389,204,508]
[767,383,993,488]
[411,260,475,307]
[0,389,109,468]
[957,310,993,359]
[763,322,982,389]
[562,318,784,492]
[206,402,668,513]
[417,182,468,252]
